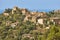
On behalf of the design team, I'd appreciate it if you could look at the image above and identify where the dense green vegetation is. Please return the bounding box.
[0,8,60,40]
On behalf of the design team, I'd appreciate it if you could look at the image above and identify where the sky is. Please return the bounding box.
[0,0,60,10]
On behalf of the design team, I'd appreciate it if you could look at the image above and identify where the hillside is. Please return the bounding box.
[0,6,60,40]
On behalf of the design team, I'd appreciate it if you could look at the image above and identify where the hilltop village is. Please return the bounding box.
[3,6,60,27]
[0,6,60,40]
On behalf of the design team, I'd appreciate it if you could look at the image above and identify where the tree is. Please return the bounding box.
[4,8,12,13]
[46,25,59,40]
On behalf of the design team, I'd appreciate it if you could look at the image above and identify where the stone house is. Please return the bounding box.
[30,12,46,16]
[36,17,49,27]
[12,6,19,14]
[54,10,60,13]
[45,26,50,29]
[37,18,44,25]
[23,14,31,22]
[30,12,39,23]
[21,8,29,15]
[13,6,18,11]
[23,14,37,23]
[30,12,38,16]
[53,19,60,25]
[31,16,37,23]
[3,13,9,16]
[10,21,19,28]
[38,12,47,17]
[50,17,60,25]
[30,12,46,17]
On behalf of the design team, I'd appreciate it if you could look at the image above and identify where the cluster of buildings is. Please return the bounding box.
[3,6,60,29]
[2,6,60,39]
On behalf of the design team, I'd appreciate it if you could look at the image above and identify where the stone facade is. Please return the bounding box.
[10,21,19,28]
[12,6,18,14]
[21,8,29,15]
[3,13,9,16]
[37,18,44,24]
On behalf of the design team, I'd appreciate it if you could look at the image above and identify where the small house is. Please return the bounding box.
[50,17,60,25]
[3,13,9,16]
[21,8,29,15]
[12,6,18,14]
[37,18,44,24]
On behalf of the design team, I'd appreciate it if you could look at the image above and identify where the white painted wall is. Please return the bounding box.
[38,19,43,24]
